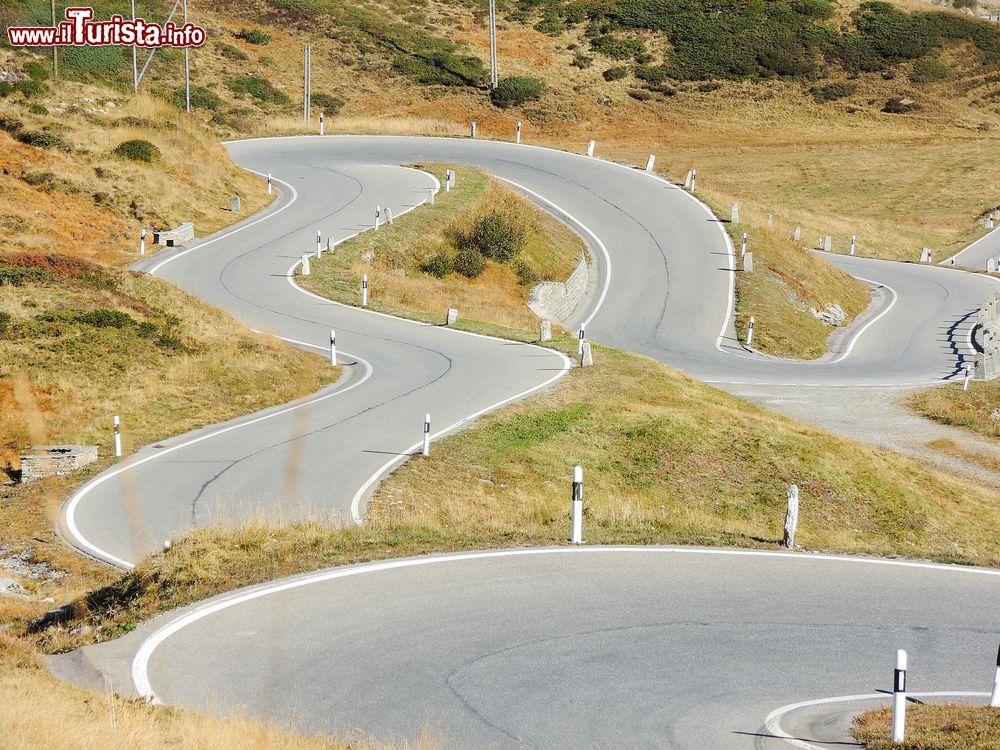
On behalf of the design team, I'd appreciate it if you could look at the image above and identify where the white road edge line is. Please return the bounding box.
[940,222,1000,266]
[281,168,575,524]
[764,691,991,750]
[61,338,374,569]
[496,178,611,329]
[132,546,1000,703]
[147,170,298,275]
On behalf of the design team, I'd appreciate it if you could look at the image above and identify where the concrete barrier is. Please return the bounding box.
[528,252,591,324]
[154,222,194,247]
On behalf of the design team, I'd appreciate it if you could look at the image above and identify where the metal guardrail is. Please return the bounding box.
[974,291,1000,380]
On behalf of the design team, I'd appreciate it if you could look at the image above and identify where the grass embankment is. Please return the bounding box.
[854,704,1000,750]
[300,164,584,338]
[25,340,1000,658]
[909,381,1000,441]
[0,68,351,747]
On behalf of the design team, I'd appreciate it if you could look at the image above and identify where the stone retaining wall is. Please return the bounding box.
[528,252,591,325]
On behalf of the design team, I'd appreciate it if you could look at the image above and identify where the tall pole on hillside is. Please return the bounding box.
[183,0,190,112]
[131,0,138,93]
[303,45,311,123]
[50,0,58,78]
[488,0,498,89]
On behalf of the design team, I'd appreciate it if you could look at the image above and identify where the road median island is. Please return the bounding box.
[853,703,1000,750]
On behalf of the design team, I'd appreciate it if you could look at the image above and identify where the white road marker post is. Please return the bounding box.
[690,169,697,192]
[586,140,596,157]
[449,171,456,190]
[301,254,311,275]
[578,327,586,356]
[113,415,122,457]
[375,206,381,231]
[386,207,394,226]
[445,170,452,193]
[645,154,655,172]
[571,466,584,544]
[422,413,431,457]
[990,643,1000,707]
[782,484,799,549]
[964,364,972,391]
[471,120,477,138]
[319,111,324,136]
[267,173,272,196]
[316,231,322,257]
[850,235,857,256]
[741,233,748,258]
[747,316,755,348]
[362,274,368,307]
[329,329,337,366]
[139,228,146,256]
[581,342,593,367]
[892,649,908,743]
[516,121,522,144]
[428,188,436,205]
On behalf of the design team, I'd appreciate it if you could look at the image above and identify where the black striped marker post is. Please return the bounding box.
[362,275,368,307]
[571,466,584,544]
[964,364,972,392]
[267,173,272,195]
[330,330,336,367]
[316,231,322,257]
[139,228,146,256]
[747,317,756,348]
[422,414,431,457]
[375,206,381,231]
[991,643,999,707]
[578,327,585,356]
[741,233,748,258]
[892,649,907,742]
[516,121,522,144]
[319,111,324,136]
[113,415,122,458]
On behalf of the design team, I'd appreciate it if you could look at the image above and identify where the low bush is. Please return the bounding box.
[591,35,647,61]
[463,213,527,263]
[216,42,249,60]
[310,92,345,115]
[175,85,222,111]
[453,247,485,278]
[628,89,653,100]
[0,267,51,286]
[910,57,951,84]
[491,76,543,108]
[16,129,70,150]
[421,250,453,278]
[112,139,160,163]
[514,260,540,286]
[0,115,23,133]
[571,53,594,69]
[603,66,629,81]
[810,82,856,102]
[226,75,291,104]
[0,311,10,336]
[76,309,135,328]
[237,28,272,45]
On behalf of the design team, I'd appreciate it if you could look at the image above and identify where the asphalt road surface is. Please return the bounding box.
[55,136,1000,748]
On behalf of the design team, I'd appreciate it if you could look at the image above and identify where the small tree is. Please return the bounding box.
[491,76,543,109]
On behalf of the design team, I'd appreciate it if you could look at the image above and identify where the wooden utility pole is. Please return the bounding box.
[488,0,498,88]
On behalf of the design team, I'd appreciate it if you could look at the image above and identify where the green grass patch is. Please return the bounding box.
[908,380,1000,440]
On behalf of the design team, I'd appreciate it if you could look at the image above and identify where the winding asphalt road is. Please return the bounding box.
[55,136,1000,748]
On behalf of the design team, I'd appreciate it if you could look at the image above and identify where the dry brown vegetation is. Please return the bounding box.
[910,381,1000,440]
[301,164,584,336]
[854,703,1000,749]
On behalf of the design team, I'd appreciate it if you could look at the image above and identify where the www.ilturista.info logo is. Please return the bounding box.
[7,7,206,48]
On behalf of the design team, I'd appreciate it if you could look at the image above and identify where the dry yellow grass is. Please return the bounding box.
[854,703,1000,749]
[1,636,435,750]
[910,381,1000,440]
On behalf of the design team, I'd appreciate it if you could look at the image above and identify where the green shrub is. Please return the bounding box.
[514,260,540,286]
[910,57,951,84]
[491,76,544,108]
[14,78,46,98]
[237,28,272,45]
[591,35,646,61]
[172,85,222,111]
[634,64,670,85]
[603,66,629,81]
[421,250,454,278]
[226,75,291,104]
[77,309,135,328]
[0,311,10,336]
[311,92,345,115]
[16,129,69,150]
[810,82,856,102]
[0,267,51,286]
[112,139,160,163]
[453,247,486,279]
[464,213,527,263]
[0,115,23,134]
[216,42,249,60]
[28,103,48,115]
[60,45,125,77]
[23,61,50,83]
[628,88,653,100]
[572,53,594,69]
